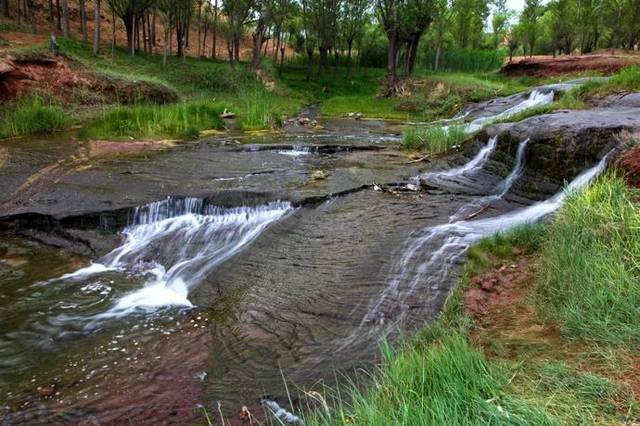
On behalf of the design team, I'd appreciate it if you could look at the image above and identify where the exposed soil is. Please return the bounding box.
[501,54,640,77]
[0,53,178,104]
[463,250,640,407]
[0,0,295,60]
[617,144,640,188]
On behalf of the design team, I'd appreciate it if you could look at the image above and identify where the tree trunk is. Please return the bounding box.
[201,9,208,57]
[319,46,329,70]
[250,17,266,72]
[227,38,234,66]
[234,38,240,63]
[2,0,9,18]
[61,0,69,37]
[79,0,88,41]
[151,12,156,48]
[48,0,54,24]
[346,40,353,78]
[93,0,100,54]
[197,0,202,57]
[27,0,37,33]
[212,0,218,59]
[382,33,400,97]
[306,46,313,81]
[111,9,115,61]
[434,42,441,71]
[163,25,169,67]
[55,0,61,30]
[406,35,420,75]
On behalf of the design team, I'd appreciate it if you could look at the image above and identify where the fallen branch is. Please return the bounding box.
[464,204,490,220]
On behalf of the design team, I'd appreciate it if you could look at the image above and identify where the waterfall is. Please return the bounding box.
[360,150,611,330]
[420,136,498,182]
[57,198,293,317]
[465,89,555,133]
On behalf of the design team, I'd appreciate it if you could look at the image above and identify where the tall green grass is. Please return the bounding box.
[403,124,467,154]
[423,48,507,72]
[238,91,283,131]
[0,96,68,138]
[537,175,640,344]
[80,102,224,140]
[308,333,552,425]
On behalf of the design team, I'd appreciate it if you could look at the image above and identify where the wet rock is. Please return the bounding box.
[310,170,329,181]
[482,108,640,184]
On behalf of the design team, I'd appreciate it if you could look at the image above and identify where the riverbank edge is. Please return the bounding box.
[304,164,640,425]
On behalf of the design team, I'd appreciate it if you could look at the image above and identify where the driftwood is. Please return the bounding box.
[407,155,431,164]
[464,204,490,220]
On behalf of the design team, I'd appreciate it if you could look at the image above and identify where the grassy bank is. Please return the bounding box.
[280,67,535,121]
[307,174,640,425]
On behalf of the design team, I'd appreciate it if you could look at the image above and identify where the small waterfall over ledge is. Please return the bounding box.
[357,147,611,334]
[57,198,293,317]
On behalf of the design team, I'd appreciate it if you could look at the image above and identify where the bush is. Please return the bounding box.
[0,95,68,138]
[537,175,640,345]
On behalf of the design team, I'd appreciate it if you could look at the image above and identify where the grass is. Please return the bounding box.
[0,95,69,138]
[80,102,225,140]
[537,174,640,345]
[280,67,535,121]
[306,173,640,425]
[423,48,508,73]
[402,124,467,155]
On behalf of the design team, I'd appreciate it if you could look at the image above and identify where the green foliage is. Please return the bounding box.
[424,48,507,72]
[238,91,283,131]
[537,175,640,345]
[80,102,224,140]
[308,333,553,426]
[403,124,467,154]
[0,95,68,138]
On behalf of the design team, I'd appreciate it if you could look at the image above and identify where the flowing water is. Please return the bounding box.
[0,85,614,424]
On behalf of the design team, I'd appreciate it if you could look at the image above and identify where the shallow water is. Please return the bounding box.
[0,91,611,423]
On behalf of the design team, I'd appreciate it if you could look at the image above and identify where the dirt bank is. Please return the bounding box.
[501,54,640,77]
[0,52,177,104]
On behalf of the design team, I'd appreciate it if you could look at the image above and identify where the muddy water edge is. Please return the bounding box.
[0,101,634,424]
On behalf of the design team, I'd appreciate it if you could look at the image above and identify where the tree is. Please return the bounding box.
[2,0,9,18]
[491,0,512,48]
[521,0,541,56]
[548,0,575,55]
[250,0,272,71]
[451,0,489,48]
[94,0,102,54]
[402,0,433,75]
[377,0,404,95]
[106,0,155,55]
[431,0,450,70]
[341,0,368,77]
[307,0,341,70]
[223,0,254,66]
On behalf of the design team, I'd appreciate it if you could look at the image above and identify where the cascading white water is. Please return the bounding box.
[361,150,611,329]
[419,136,498,183]
[464,89,555,133]
[58,198,292,317]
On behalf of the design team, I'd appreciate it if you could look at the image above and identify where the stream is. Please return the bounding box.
[0,82,628,424]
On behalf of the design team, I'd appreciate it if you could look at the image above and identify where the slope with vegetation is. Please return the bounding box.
[307,163,640,425]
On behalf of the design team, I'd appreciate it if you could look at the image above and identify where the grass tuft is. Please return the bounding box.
[403,124,467,154]
[80,102,224,140]
[0,95,68,138]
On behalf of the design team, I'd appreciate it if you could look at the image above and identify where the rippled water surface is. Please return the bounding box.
[0,101,609,423]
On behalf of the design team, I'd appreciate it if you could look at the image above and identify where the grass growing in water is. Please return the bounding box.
[537,174,640,344]
[403,124,467,155]
[81,102,224,140]
[0,95,68,138]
